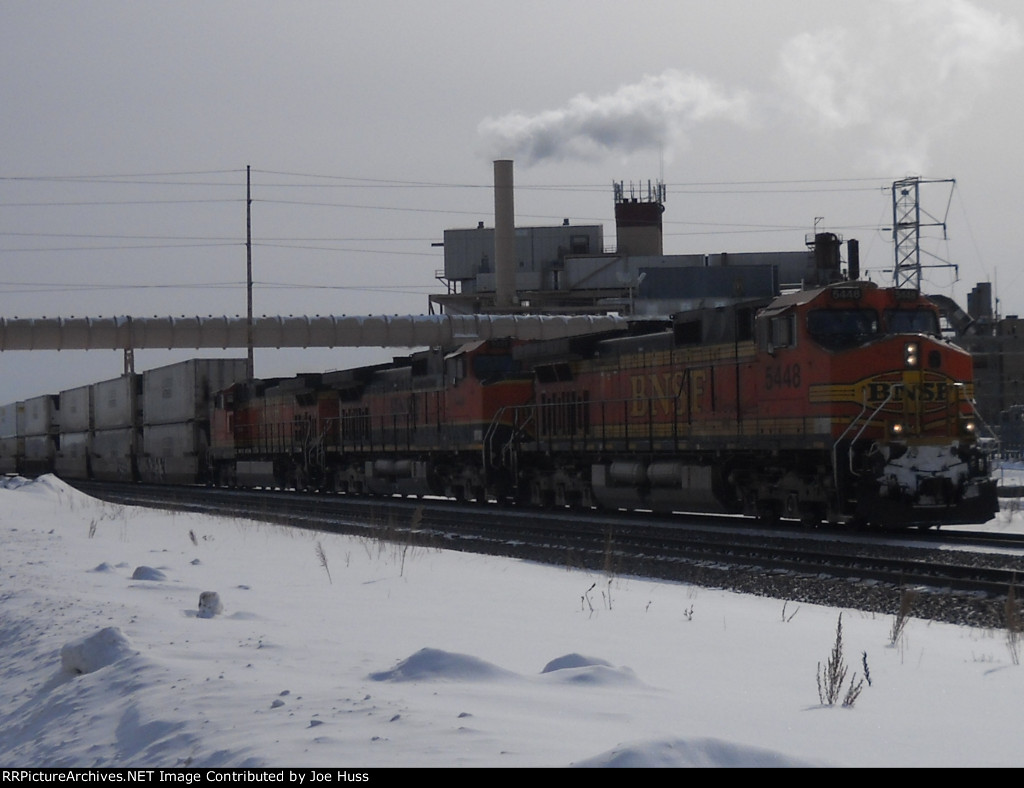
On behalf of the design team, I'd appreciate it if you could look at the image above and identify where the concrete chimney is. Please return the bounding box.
[493,159,516,310]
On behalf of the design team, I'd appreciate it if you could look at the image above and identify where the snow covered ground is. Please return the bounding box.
[2,472,1024,768]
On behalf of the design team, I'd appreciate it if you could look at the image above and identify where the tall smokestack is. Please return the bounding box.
[493,159,516,310]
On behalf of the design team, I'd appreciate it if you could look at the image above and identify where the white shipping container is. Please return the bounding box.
[23,433,56,465]
[0,436,20,473]
[91,427,136,481]
[143,358,248,426]
[55,431,90,480]
[0,402,22,439]
[139,420,206,483]
[93,375,139,430]
[22,395,58,437]
[59,385,92,433]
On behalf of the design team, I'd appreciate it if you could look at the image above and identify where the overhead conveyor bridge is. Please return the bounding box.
[0,313,628,351]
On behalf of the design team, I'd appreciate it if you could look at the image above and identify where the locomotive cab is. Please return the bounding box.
[780,282,997,527]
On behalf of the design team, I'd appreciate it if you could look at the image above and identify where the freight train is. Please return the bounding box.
[0,279,999,529]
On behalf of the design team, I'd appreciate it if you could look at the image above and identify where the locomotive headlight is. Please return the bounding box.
[904,342,919,368]
[890,422,905,436]
[962,420,976,435]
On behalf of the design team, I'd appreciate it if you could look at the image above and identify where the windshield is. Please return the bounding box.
[472,353,516,383]
[885,309,940,337]
[807,309,880,351]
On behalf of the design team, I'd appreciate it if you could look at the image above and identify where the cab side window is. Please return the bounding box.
[770,314,796,349]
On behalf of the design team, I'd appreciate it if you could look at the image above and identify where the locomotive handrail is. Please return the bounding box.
[481,405,506,472]
[485,387,706,469]
[832,382,899,492]
[954,382,999,444]
[850,384,900,454]
[675,366,693,426]
[482,403,536,483]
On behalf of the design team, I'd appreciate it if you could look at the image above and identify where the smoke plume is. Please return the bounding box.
[775,0,1022,171]
[477,69,751,165]
[477,1,1020,174]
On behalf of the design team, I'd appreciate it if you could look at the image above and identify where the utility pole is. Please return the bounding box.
[246,165,254,379]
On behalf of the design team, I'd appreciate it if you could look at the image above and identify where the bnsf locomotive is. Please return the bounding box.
[202,279,996,529]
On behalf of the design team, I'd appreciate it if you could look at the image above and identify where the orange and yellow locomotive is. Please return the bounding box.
[498,280,996,527]
[209,280,996,529]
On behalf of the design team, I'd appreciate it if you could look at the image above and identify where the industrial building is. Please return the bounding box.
[949,283,1024,450]
[431,167,858,317]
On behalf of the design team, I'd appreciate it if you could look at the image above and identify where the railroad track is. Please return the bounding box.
[73,481,1024,629]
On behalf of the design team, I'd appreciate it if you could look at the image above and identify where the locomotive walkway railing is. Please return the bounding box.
[484,392,834,479]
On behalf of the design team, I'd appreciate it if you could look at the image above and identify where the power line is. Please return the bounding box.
[0,242,239,253]
[255,242,438,256]
[2,168,893,193]
[0,198,240,207]
[0,169,902,271]
[0,231,437,243]
[0,169,243,181]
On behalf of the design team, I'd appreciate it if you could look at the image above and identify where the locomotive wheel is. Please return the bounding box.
[755,501,782,526]
[798,503,825,528]
[528,480,556,509]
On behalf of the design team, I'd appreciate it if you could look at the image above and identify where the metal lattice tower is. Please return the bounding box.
[891,176,957,290]
[892,177,922,289]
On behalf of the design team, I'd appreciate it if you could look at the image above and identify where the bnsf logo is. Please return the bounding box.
[865,380,950,405]
[810,374,967,409]
[629,370,707,417]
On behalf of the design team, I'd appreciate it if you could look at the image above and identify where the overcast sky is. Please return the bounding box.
[2,0,1022,403]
